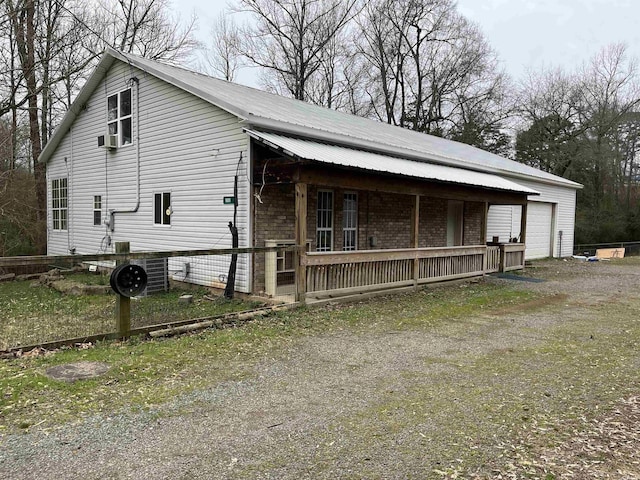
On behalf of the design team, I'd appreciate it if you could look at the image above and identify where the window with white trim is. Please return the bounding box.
[51,177,68,231]
[107,88,132,146]
[316,190,333,252]
[93,195,102,226]
[342,192,358,251]
[154,192,171,225]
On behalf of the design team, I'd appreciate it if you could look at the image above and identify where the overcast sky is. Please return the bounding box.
[174,0,640,86]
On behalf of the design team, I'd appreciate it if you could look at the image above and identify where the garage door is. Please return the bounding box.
[526,202,554,259]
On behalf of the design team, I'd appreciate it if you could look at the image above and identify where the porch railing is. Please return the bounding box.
[485,246,501,273]
[300,243,526,301]
[302,246,487,300]
[502,243,526,272]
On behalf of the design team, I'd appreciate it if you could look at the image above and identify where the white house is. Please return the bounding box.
[40,48,581,296]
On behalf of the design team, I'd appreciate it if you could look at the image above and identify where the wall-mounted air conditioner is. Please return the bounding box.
[98,134,118,149]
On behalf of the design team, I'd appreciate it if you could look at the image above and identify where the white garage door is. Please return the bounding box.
[526,202,554,259]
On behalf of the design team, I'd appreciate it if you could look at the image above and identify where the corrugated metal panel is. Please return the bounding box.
[44,50,580,192]
[246,130,539,195]
[98,50,580,190]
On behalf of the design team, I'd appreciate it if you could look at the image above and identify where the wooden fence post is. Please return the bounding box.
[115,242,131,338]
[499,244,506,273]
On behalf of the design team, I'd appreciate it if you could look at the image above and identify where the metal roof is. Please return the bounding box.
[246,130,540,195]
[40,49,582,192]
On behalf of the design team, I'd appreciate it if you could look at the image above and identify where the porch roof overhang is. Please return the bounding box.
[246,130,539,197]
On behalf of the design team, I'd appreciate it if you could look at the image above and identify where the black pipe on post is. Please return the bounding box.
[224,221,239,299]
[224,157,240,299]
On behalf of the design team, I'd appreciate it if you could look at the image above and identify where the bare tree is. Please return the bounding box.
[235,0,361,101]
[515,67,585,174]
[354,0,509,144]
[93,0,199,63]
[203,12,243,82]
[515,44,640,244]
[580,44,640,209]
[355,0,409,125]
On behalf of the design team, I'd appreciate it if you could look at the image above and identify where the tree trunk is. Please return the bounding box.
[12,0,46,250]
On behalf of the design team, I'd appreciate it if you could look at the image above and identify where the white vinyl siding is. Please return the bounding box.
[487,179,577,259]
[45,60,252,292]
[486,205,522,243]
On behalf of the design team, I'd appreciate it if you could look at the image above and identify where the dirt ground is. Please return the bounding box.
[1,258,639,479]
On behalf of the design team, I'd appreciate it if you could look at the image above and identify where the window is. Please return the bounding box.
[107,88,132,146]
[316,190,333,252]
[51,178,68,231]
[93,195,102,226]
[343,193,358,251]
[154,192,171,225]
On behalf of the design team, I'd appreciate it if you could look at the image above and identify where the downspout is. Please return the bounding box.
[66,126,75,253]
[108,76,141,234]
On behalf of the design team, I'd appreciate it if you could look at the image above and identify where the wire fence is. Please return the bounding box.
[0,246,298,352]
[573,241,640,257]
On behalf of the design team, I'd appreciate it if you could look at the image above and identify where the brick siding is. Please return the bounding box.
[253,183,487,294]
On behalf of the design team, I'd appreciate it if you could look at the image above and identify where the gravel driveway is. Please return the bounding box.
[2,259,639,479]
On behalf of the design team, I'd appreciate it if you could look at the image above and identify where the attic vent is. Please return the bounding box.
[131,258,168,296]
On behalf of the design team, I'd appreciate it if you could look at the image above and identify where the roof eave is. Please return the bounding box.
[245,129,540,197]
[106,48,253,122]
[242,116,582,191]
[39,52,116,164]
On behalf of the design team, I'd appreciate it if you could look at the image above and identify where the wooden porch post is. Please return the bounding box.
[482,202,489,272]
[411,195,420,286]
[520,202,528,269]
[295,183,308,303]
[499,244,506,273]
[520,202,528,244]
[482,202,489,243]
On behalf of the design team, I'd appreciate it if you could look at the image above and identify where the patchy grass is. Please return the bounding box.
[0,280,114,350]
[64,271,111,286]
[301,292,640,479]
[0,282,536,434]
[4,260,640,477]
[0,280,264,350]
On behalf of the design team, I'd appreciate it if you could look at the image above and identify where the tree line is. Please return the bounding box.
[2,0,639,255]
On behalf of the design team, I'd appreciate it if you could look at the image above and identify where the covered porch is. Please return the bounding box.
[249,131,535,302]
